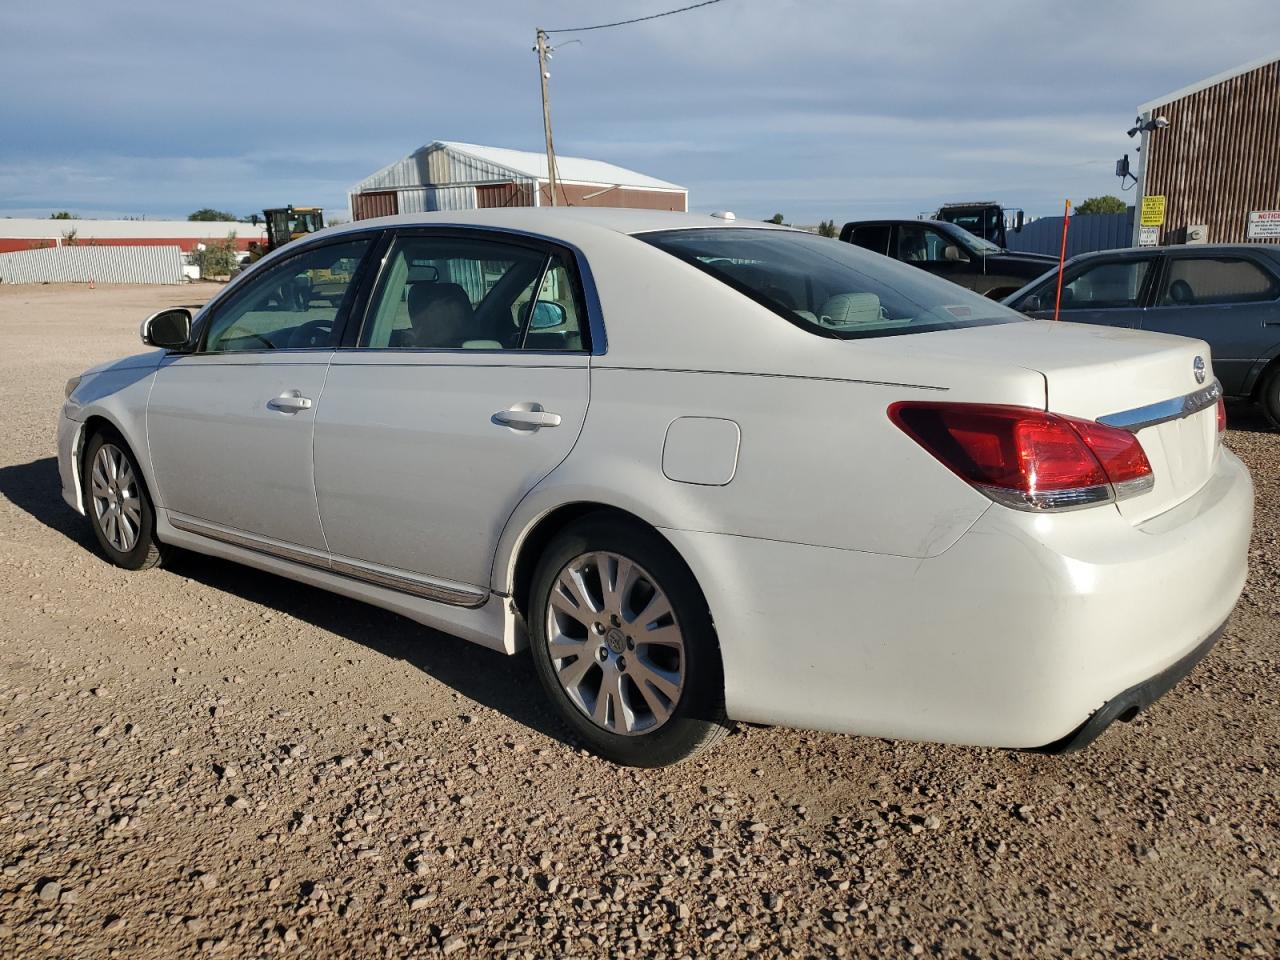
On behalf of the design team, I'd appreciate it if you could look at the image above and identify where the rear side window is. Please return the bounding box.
[848,224,891,256]
[360,235,586,351]
[642,228,1023,340]
[1157,256,1279,306]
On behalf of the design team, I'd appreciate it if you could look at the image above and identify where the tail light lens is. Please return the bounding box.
[889,402,1154,511]
[1215,397,1227,436]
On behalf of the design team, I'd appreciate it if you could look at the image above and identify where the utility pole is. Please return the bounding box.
[1131,110,1150,245]
[535,29,559,207]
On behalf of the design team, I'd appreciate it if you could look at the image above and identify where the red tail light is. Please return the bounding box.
[889,402,1153,511]
[1215,397,1227,436]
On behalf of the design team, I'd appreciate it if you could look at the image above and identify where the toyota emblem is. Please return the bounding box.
[1193,356,1206,385]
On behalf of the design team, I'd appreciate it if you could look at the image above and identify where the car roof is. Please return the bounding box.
[842,218,955,229]
[1062,243,1280,266]
[324,207,784,239]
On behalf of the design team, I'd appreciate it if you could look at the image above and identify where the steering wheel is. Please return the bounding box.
[289,319,333,349]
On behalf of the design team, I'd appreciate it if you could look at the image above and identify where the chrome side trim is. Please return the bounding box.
[167,515,488,608]
[329,557,487,608]
[1097,380,1222,433]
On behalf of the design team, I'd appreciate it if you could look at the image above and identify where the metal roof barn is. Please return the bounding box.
[1134,52,1280,245]
[348,141,687,221]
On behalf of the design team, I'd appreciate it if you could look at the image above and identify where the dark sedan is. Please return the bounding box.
[1003,244,1280,426]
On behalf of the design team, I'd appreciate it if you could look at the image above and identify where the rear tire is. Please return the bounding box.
[1258,367,1280,430]
[528,515,731,767]
[82,430,166,571]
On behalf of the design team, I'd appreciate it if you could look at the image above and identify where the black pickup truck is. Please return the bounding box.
[839,218,1056,300]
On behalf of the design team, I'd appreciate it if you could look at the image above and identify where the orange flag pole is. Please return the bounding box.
[1052,199,1072,321]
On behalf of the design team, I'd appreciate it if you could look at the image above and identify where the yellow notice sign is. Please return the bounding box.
[1140,195,1166,226]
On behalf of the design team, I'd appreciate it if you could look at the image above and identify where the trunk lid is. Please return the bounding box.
[902,320,1220,522]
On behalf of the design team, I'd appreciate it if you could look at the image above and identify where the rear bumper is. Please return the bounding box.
[664,447,1252,749]
[1034,617,1226,754]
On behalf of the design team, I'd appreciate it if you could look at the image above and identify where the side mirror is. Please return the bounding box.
[1015,210,1025,233]
[1023,294,1043,312]
[943,244,969,263]
[140,308,193,350]
[530,300,567,330]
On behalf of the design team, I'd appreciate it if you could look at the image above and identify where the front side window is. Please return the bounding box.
[642,228,1024,340]
[1157,256,1279,306]
[361,235,586,351]
[1060,259,1152,309]
[202,238,370,352]
[897,224,965,262]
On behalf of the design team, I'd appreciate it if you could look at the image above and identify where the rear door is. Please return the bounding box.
[312,229,593,594]
[1017,252,1160,327]
[1139,251,1280,395]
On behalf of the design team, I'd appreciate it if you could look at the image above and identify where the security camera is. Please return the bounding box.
[1152,116,1169,129]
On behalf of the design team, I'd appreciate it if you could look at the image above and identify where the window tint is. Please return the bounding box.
[1158,256,1279,306]
[202,238,370,352]
[519,255,586,351]
[642,228,1023,340]
[848,225,891,256]
[897,224,959,263]
[1060,259,1151,309]
[362,236,584,351]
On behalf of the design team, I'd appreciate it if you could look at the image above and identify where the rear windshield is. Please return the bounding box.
[642,228,1025,340]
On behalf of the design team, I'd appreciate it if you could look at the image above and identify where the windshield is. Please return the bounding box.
[950,227,1003,256]
[937,208,1004,251]
[642,228,1025,340]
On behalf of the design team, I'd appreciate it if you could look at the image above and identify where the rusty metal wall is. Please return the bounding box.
[1144,59,1280,244]
[537,182,687,211]
[352,191,399,221]
[475,182,535,208]
[0,245,184,284]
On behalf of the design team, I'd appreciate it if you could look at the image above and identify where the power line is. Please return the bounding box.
[544,0,724,35]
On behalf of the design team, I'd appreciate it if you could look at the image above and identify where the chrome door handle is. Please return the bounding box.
[492,404,562,430]
[267,391,313,413]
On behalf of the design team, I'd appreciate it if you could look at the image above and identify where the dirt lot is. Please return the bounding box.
[0,283,1277,959]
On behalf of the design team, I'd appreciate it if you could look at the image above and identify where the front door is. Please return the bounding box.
[313,230,593,591]
[147,236,374,550]
[1019,254,1159,328]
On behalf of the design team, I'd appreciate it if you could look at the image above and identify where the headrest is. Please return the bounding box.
[408,282,471,318]
[818,293,883,328]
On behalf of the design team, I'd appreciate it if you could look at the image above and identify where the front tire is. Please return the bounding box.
[528,515,730,767]
[82,430,165,570]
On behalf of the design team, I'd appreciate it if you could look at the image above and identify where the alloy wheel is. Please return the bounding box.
[544,551,686,736]
[89,443,142,553]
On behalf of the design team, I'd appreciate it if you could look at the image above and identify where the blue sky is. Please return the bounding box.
[2,1,1277,223]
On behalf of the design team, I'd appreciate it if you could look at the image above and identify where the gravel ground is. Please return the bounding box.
[0,283,1277,960]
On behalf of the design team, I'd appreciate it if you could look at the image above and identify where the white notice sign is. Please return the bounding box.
[1138,225,1160,246]
[1247,210,1280,239]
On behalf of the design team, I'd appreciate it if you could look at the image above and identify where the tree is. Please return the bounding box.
[189,233,240,278]
[817,219,837,238]
[188,208,237,222]
[50,211,75,220]
[767,213,785,225]
[1074,195,1127,216]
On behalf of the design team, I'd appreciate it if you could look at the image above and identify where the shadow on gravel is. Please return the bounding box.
[163,553,577,749]
[0,457,96,549]
[0,456,575,748]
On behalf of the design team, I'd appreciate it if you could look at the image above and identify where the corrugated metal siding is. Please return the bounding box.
[1006,210,1135,257]
[1144,58,1280,244]
[352,190,399,221]
[0,245,184,284]
[476,182,535,208]
[424,186,478,211]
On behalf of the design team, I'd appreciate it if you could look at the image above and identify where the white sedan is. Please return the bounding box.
[58,209,1252,766]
